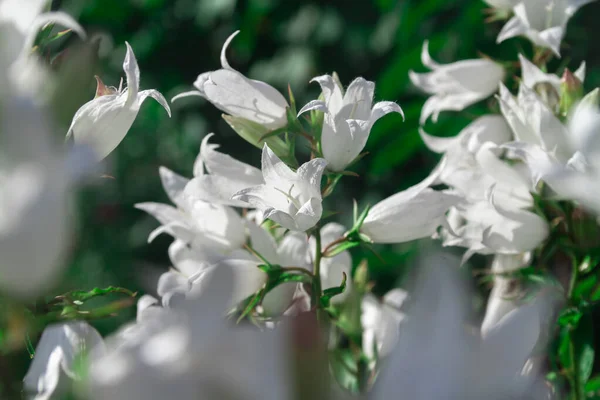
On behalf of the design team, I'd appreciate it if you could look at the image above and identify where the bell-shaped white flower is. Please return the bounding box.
[66,42,171,160]
[136,166,247,250]
[302,75,404,171]
[497,0,596,56]
[499,82,572,162]
[184,133,264,207]
[360,162,462,244]
[24,321,105,400]
[232,145,327,232]
[172,31,289,130]
[519,54,585,94]
[409,41,504,124]
[362,289,407,360]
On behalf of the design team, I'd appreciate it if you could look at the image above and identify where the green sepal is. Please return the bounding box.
[320,272,347,308]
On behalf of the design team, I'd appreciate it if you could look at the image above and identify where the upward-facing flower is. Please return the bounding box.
[497,0,597,56]
[301,75,403,172]
[409,41,504,124]
[172,31,289,131]
[232,145,327,232]
[66,42,171,160]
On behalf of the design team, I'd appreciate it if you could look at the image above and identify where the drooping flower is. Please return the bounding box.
[300,75,404,171]
[497,0,597,56]
[172,31,289,131]
[232,145,327,232]
[360,162,462,244]
[409,41,504,124]
[66,42,171,160]
[24,321,105,400]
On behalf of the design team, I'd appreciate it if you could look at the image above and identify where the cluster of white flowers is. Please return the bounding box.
[3,0,600,399]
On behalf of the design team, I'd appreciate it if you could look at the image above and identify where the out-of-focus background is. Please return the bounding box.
[53,0,600,330]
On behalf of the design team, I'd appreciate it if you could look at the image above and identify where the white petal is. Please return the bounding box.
[420,40,441,69]
[297,100,327,117]
[310,74,344,115]
[200,133,263,183]
[371,101,404,123]
[158,166,189,208]
[137,89,172,117]
[343,77,375,120]
[123,42,140,105]
[203,69,288,129]
[220,30,240,71]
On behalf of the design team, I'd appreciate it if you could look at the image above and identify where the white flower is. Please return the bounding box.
[300,75,403,171]
[172,31,289,130]
[183,133,264,207]
[66,42,171,160]
[232,145,327,232]
[497,0,597,56]
[0,0,86,95]
[24,321,105,400]
[0,97,76,298]
[533,103,600,214]
[374,256,551,400]
[87,266,293,400]
[499,82,572,162]
[519,54,585,94]
[409,41,504,124]
[136,166,247,250]
[361,289,407,360]
[360,162,462,244]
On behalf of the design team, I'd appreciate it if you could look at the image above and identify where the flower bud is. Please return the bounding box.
[560,68,584,117]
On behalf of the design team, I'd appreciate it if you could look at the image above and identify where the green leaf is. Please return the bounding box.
[586,375,600,394]
[320,272,347,308]
[558,308,583,327]
[576,314,595,387]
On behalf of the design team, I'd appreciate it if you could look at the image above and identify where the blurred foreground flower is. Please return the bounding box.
[66,42,171,160]
[24,321,104,400]
[374,254,555,400]
[86,266,293,400]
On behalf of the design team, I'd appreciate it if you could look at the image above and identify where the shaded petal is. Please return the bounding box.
[203,69,288,129]
[123,42,140,105]
[220,30,240,71]
[310,74,344,115]
[158,166,189,208]
[297,100,327,117]
[343,77,375,120]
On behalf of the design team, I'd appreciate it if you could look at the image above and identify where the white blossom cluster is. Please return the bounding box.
[1,0,599,399]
